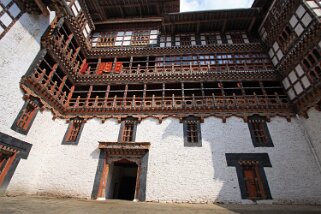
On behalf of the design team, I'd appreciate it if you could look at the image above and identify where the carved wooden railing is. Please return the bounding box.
[66,94,290,113]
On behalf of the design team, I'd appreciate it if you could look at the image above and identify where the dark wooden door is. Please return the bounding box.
[119,176,137,200]
[243,166,259,199]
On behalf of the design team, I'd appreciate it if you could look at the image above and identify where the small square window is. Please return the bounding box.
[287,88,296,100]
[183,116,202,147]
[0,12,13,27]
[301,76,311,88]
[1,0,11,6]
[8,3,20,18]
[296,5,306,18]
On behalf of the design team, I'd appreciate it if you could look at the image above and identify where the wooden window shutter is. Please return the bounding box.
[114,62,123,73]
[96,62,105,75]
[103,62,113,73]
[80,59,88,74]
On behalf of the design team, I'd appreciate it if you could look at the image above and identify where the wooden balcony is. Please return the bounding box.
[65,94,291,115]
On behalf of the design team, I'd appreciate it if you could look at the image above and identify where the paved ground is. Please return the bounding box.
[0,196,321,214]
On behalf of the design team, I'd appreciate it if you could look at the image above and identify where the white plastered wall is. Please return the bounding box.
[135,117,321,204]
[0,12,121,198]
[0,12,56,194]
[301,108,321,171]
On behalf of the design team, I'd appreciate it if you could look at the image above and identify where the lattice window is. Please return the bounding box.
[268,41,284,66]
[115,31,132,46]
[248,116,273,147]
[92,32,117,47]
[131,31,150,46]
[82,22,91,38]
[231,33,244,44]
[180,35,191,46]
[11,100,39,135]
[160,35,172,47]
[183,117,202,147]
[239,161,267,200]
[186,121,198,143]
[63,119,84,145]
[119,119,137,143]
[206,35,216,45]
[305,0,321,17]
[0,0,23,40]
[16,104,37,130]
[68,0,82,17]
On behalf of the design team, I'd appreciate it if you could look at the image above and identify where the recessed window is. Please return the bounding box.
[118,118,137,143]
[248,116,273,147]
[62,118,85,145]
[183,116,202,147]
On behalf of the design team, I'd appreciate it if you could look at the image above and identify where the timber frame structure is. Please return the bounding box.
[12,0,321,126]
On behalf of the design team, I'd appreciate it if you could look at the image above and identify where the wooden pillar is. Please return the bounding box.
[0,152,17,187]
[65,86,75,107]
[97,154,109,200]
[133,160,142,202]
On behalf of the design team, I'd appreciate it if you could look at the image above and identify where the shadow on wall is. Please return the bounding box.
[16,12,52,45]
[90,148,100,160]
[160,117,241,203]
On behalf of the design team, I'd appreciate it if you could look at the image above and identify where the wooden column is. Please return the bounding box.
[97,154,109,200]
[0,152,17,187]
[133,160,142,202]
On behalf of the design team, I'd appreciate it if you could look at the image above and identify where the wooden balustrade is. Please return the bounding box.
[66,94,289,112]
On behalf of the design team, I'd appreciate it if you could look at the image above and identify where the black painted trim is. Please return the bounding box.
[91,150,106,199]
[0,132,32,195]
[225,153,272,200]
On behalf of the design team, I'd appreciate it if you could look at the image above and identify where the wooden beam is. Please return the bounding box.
[92,0,106,21]
[34,0,49,16]
[119,5,125,18]
[196,22,200,34]
[248,17,257,32]
[222,19,227,33]
[94,17,162,25]
[163,17,253,26]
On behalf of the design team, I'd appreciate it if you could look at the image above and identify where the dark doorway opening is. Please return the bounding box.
[111,159,137,200]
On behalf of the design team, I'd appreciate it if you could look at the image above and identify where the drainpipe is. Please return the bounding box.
[296,114,321,175]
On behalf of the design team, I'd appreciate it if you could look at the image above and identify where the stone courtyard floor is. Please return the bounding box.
[0,196,321,214]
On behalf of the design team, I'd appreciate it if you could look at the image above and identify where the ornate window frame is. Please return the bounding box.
[248,115,274,147]
[62,118,85,145]
[11,98,40,135]
[225,153,272,200]
[118,117,138,143]
[0,132,32,195]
